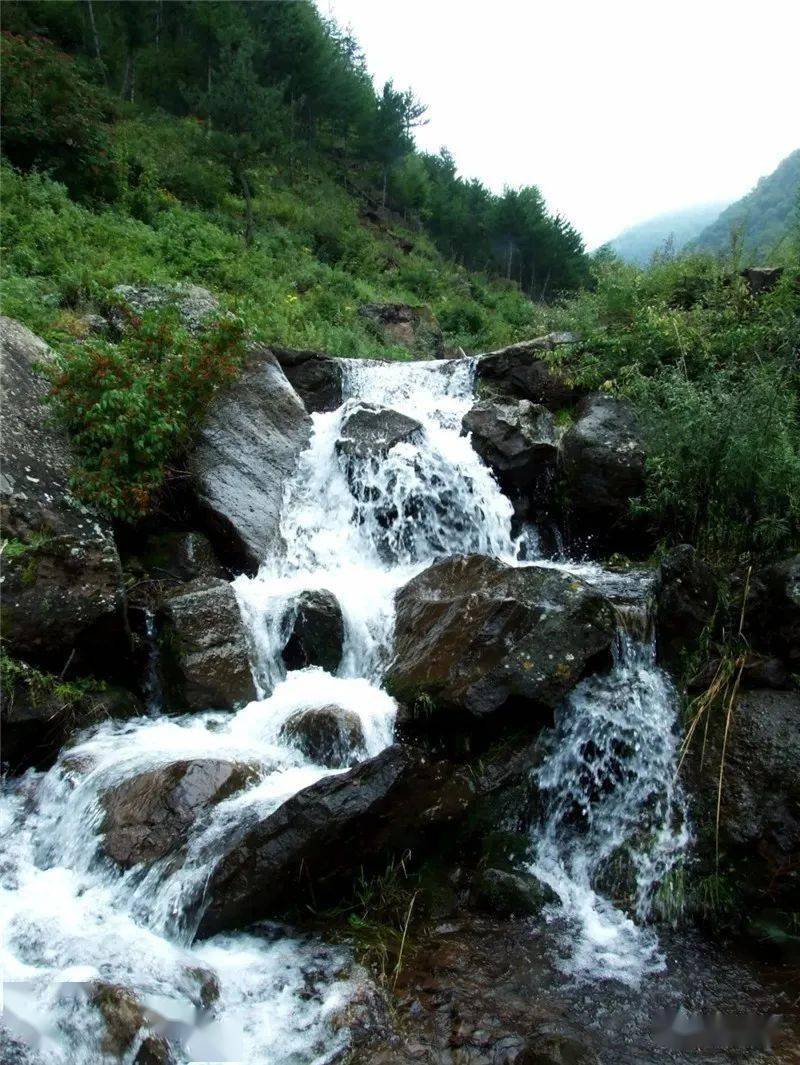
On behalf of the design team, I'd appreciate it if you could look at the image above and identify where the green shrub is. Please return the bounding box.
[0,33,122,202]
[45,309,246,519]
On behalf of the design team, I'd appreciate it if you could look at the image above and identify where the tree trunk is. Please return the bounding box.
[85,0,106,84]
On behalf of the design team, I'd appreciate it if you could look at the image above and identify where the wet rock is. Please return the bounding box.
[279,705,365,767]
[124,531,227,592]
[655,545,718,672]
[1,659,142,772]
[691,689,800,910]
[470,867,556,918]
[197,745,476,936]
[358,302,444,359]
[109,283,220,333]
[475,345,579,412]
[386,555,616,725]
[271,347,343,413]
[0,316,128,675]
[463,398,557,501]
[157,578,256,711]
[559,394,647,554]
[336,404,423,461]
[190,344,312,573]
[101,758,258,867]
[744,553,799,670]
[282,590,344,673]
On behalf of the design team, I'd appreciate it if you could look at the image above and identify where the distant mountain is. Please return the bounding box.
[692,149,800,262]
[606,202,728,265]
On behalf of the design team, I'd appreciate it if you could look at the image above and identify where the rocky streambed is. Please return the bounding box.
[1,298,798,1064]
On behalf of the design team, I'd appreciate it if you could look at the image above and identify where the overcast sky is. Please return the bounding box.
[324,0,800,248]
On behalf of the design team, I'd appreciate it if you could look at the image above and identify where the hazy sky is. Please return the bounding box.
[324,0,800,248]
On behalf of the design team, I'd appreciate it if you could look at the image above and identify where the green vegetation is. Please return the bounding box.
[692,148,800,262]
[45,307,246,519]
[0,4,798,562]
[0,648,105,714]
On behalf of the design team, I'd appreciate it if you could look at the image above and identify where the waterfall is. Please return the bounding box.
[0,356,688,1062]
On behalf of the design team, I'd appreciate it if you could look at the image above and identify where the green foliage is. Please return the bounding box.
[0,649,105,711]
[0,32,121,201]
[45,308,246,519]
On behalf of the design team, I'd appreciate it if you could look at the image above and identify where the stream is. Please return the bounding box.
[1,357,795,1063]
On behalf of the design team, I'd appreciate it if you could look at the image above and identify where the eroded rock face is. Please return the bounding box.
[110,283,220,333]
[101,758,257,867]
[463,398,557,498]
[691,689,800,911]
[655,545,718,672]
[470,867,556,918]
[745,554,800,670]
[336,404,423,461]
[191,344,312,572]
[358,303,444,359]
[559,394,647,553]
[279,705,365,767]
[282,590,344,674]
[271,348,343,413]
[0,317,128,674]
[197,745,476,936]
[386,555,616,724]
[157,578,256,711]
[124,530,226,590]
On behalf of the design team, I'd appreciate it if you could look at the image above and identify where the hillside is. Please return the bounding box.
[692,148,800,261]
[607,202,728,265]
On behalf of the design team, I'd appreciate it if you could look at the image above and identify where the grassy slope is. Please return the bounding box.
[1,113,553,357]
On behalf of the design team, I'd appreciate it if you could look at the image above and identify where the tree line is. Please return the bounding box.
[1,0,589,296]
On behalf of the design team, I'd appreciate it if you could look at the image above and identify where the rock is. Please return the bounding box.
[691,689,800,911]
[157,578,256,711]
[90,982,148,1058]
[475,345,579,411]
[1,659,142,772]
[110,283,220,333]
[190,343,312,572]
[336,404,423,461]
[0,317,128,675]
[470,867,556,917]
[282,590,344,673]
[744,554,799,669]
[655,545,718,672]
[271,347,343,413]
[101,758,257,867]
[741,266,783,295]
[358,303,444,359]
[279,705,366,767]
[124,531,226,592]
[559,395,647,553]
[196,745,476,936]
[462,398,557,501]
[386,555,616,724]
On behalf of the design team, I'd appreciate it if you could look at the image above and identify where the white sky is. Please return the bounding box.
[323,0,800,248]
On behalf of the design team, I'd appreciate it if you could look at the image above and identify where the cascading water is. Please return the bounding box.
[0,355,687,1062]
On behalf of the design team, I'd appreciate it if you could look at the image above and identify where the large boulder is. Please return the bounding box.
[475,342,579,412]
[101,758,258,868]
[190,344,312,572]
[271,347,343,413]
[385,555,616,724]
[157,578,256,711]
[744,554,799,670]
[0,317,128,674]
[1,657,142,773]
[282,590,344,674]
[559,395,647,553]
[109,283,220,334]
[196,745,475,936]
[655,545,718,673]
[336,404,423,461]
[690,689,800,912]
[279,705,366,767]
[462,398,557,502]
[358,303,444,359]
